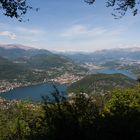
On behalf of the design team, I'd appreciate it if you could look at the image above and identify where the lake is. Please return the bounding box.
[0,83,67,101]
[0,69,137,101]
[97,69,137,80]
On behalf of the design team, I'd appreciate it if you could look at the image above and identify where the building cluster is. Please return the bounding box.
[0,80,31,93]
[0,80,21,93]
[50,73,83,84]
[0,73,83,94]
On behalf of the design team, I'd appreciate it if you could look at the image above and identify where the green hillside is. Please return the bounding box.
[0,56,26,80]
[27,54,87,73]
[28,54,69,69]
[68,73,137,94]
[0,56,51,83]
[0,54,87,83]
[0,45,52,59]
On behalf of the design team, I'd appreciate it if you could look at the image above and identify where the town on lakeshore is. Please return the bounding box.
[0,73,83,93]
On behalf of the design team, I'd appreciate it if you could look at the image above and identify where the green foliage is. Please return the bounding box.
[42,89,100,140]
[0,52,87,82]
[0,56,25,79]
[85,0,139,18]
[0,100,44,140]
[41,86,140,139]
[68,73,137,94]
[27,53,87,74]
[101,86,140,139]
[104,86,140,115]
[0,0,35,21]
[0,85,140,140]
[137,75,140,83]
[28,54,70,69]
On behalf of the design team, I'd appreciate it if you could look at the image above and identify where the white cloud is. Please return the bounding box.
[60,24,107,37]
[60,24,126,40]
[51,24,128,51]
[61,25,87,37]
[0,31,16,39]
[17,27,45,35]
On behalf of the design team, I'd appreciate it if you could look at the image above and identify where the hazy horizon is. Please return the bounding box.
[1,43,140,53]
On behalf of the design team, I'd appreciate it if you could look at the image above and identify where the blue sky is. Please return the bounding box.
[0,0,140,52]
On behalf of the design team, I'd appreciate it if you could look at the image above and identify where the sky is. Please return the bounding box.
[0,0,140,52]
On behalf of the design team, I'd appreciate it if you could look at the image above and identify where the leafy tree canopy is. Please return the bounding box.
[85,0,139,18]
[137,75,140,82]
[0,0,38,21]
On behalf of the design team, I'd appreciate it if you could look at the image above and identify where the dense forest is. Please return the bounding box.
[0,85,140,140]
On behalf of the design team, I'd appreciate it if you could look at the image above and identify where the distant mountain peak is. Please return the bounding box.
[0,44,36,50]
[127,47,140,52]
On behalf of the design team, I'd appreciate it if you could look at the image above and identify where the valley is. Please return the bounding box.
[0,44,87,93]
[60,47,140,75]
[0,44,140,96]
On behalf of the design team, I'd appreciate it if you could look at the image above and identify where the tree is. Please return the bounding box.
[85,0,139,18]
[41,86,101,140]
[102,86,140,139]
[137,75,140,83]
[40,85,140,140]
[0,0,38,21]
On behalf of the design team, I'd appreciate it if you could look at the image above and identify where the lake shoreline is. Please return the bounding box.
[0,81,64,94]
[0,83,67,101]
[96,69,137,80]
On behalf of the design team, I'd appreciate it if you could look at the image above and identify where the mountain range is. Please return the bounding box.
[0,44,84,69]
[60,47,140,63]
[0,44,87,82]
[0,44,51,60]
[1,44,140,63]
[59,47,140,75]
[1,44,140,83]
[0,44,139,94]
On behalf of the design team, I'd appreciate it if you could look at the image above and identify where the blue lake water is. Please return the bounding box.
[0,69,137,101]
[0,83,67,101]
[97,69,137,80]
